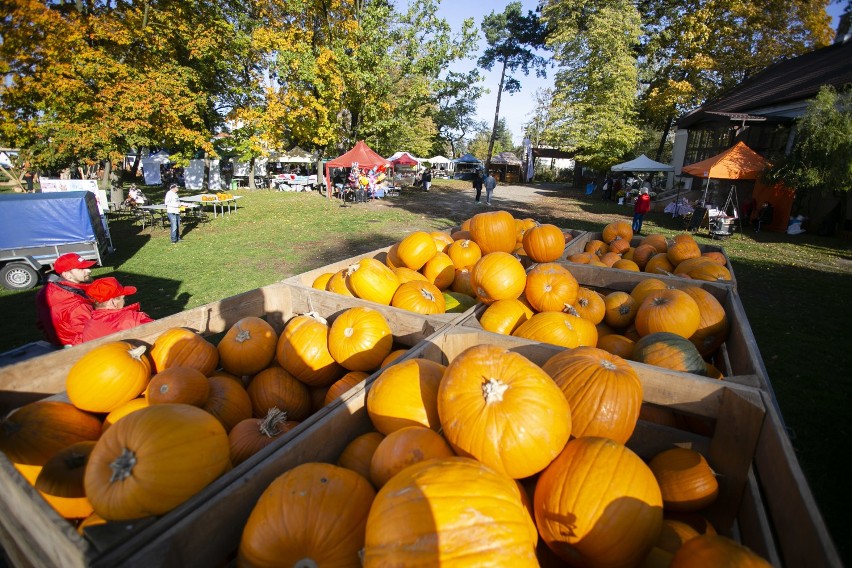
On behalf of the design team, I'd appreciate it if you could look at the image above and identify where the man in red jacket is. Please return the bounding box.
[80,277,154,342]
[35,253,97,346]
[632,187,652,234]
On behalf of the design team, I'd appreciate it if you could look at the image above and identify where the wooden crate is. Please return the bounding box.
[459,262,772,397]
[0,282,450,568]
[58,327,838,567]
[562,231,737,286]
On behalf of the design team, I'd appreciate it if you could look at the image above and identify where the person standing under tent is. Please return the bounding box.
[165,183,183,244]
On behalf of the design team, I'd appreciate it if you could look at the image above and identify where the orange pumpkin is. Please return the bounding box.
[202,374,253,432]
[337,431,385,480]
[369,426,455,488]
[345,258,401,305]
[150,327,219,376]
[568,252,594,264]
[524,262,579,312]
[542,346,643,444]
[632,244,659,269]
[630,278,669,305]
[326,268,355,296]
[650,447,719,512]
[701,251,727,265]
[683,286,729,356]
[600,251,622,267]
[327,307,393,372]
[217,316,278,376]
[146,366,210,407]
[229,407,300,466]
[324,371,369,405]
[239,463,376,568]
[468,210,517,254]
[513,311,581,348]
[437,344,572,479]
[656,519,701,554]
[420,251,455,290]
[311,272,333,290]
[276,314,344,387]
[396,231,437,270]
[66,342,151,413]
[450,267,475,296]
[640,233,668,253]
[645,253,675,275]
[667,237,701,266]
[470,251,526,304]
[534,437,663,567]
[391,280,446,314]
[380,348,408,368]
[478,298,534,335]
[571,287,606,324]
[670,535,771,567]
[34,441,96,519]
[247,366,312,421]
[366,358,446,434]
[430,231,454,252]
[393,266,428,283]
[85,404,229,520]
[683,261,733,282]
[102,397,148,432]
[635,288,701,339]
[613,259,641,271]
[602,221,634,244]
[446,239,482,269]
[522,223,566,262]
[596,333,635,359]
[604,290,638,328]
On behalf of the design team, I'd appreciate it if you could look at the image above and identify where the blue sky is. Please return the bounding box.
[432,0,847,146]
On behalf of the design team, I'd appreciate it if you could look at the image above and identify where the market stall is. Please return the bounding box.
[387,152,419,186]
[489,151,523,183]
[324,141,392,201]
[268,147,319,191]
[453,153,484,181]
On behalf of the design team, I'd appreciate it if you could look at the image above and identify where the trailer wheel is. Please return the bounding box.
[0,263,40,290]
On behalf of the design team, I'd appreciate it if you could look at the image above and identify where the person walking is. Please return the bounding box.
[632,187,651,233]
[484,173,497,206]
[35,253,96,346]
[472,170,484,204]
[80,277,154,342]
[421,168,432,192]
[165,183,183,243]
[601,175,614,201]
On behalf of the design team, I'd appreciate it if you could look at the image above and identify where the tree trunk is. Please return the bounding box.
[655,116,673,162]
[100,159,112,191]
[130,153,141,178]
[486,58,508,169]
[248,157,256,189]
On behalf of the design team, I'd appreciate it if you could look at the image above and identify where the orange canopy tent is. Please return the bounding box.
[324,141,392,199]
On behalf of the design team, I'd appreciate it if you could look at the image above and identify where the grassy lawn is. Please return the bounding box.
[1,181,850,562]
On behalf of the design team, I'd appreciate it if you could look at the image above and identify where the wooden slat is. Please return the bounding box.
[738,467,782,567]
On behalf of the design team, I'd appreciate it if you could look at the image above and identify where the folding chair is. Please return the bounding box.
[131,208,154,230]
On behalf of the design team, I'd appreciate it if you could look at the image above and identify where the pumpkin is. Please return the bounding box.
[450,229,471,241]
[239,463,376,568]
[430,231,454,252]
[470,252,526,304]
[146,366,210,407]
[229,407,300,466]
[630,278,669,305]
[34,441,96,519]
[640,233,668,253]
[568,252,593,264]
[479,298,534,335]
[657,519,701,554]
[513,311,580,348]
[446,239,482,269]
[276,314,344,387]
[203,374,253,432]
[369,426,455,488]
[364,457,538,566]
[670,535,771,567]
[420,251,456,290]
[522,223,566,262]
[391,280,446,314]
[604,290,638,329]
[534,436,663,568]
[438,344,571,479]
[542,346,643,444]
[345,258,400,305]
[600,251,622,267]
[380,349,408,368]
[596,334,635,359]
[635,288,701,339]
[682,287,729,356]
[632,332,708,376]
[150,327,219,376]
[366,358,446,434]
[247,366,310,421]
[385,242,401,269]
[324,371,369,405]
[515,217,537,243]
[85,404,229,520]
[468,210,517,254]
[78,512,107,536]
[571,287,606,324]
[701,251,727,265]
[217,317,277,376]
[328,307,393,371]
[450,267,475,296]
[645,253,675,275]
[632,244,659,269]
[524,262,579,312]
[613,259,640,271]
[311,272,334,290]
[103,398,148,432]
[393,266,428,284]
[683,261,733,282]
[326,268,355,296]
[664,512,717,536]
[66,342,151,413]
[338,431,385,480]
[396,231,437,270]
[650,447,719,512]
[602,221,634,244]
[667,237,701,266]
[0,401,101,469]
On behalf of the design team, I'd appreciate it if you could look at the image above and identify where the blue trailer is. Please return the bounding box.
[0,191,110,290]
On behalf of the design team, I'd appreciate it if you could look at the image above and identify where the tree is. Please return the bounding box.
[478,2,549,166]
[432,69,486,158]
[541,0,643,171]
[765,86,852,198]
[467,118,513,159]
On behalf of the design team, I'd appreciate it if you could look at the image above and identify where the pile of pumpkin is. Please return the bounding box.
[0,306,415,530]
[311,209,571,314]
[237,343,771,567]
[566,221,733,282]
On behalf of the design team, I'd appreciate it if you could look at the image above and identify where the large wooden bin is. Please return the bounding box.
[29,327,838,567]
[0,282,451,568]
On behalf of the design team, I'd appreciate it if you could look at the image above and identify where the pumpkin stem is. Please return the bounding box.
[344,327,355,338]
[234,323,251,343]
[419,288,435,301]
[128,345,147,361]
[563,304,580,317]
[345,263,359,277]
[300,311,328,325]
[109,448,137,483]
[600,359,618,371]
[293,559,319,568]
[259,407,288,438]
[482,378,509,404]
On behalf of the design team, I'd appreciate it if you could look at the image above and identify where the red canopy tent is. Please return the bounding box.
[324,141,391,199]
[389,152,418,167]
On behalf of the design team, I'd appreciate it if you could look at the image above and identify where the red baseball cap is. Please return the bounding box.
[54,254,97,274]
[87,277,137,303]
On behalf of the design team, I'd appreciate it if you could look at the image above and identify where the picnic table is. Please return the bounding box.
[180,194,243,217]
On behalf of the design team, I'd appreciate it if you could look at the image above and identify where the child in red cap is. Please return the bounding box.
[80,277,154,343]
[35,253,97,346]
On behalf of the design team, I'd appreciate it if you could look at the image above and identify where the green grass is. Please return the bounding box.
[1,182,851,562]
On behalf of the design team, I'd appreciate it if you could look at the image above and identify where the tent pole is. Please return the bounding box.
[701,176,711,205]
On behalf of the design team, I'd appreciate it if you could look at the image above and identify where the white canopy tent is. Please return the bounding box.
[427,155,454,172]
[611,154,674,172]
[140,150,171,185]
